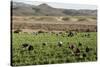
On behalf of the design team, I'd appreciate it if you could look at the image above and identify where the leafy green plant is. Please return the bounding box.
[12,32,97,66]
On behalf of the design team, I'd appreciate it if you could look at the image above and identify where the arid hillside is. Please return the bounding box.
[12,1,97,16]
[12,16,97,32]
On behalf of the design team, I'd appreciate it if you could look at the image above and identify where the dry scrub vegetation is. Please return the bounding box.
[12,16,97,32]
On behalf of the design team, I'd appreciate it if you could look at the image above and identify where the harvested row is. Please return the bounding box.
[12,23,97,32]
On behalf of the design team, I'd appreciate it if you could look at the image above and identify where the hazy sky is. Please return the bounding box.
[12,0,97,10]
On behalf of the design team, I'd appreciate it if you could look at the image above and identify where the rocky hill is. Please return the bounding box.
[11,1,97,16]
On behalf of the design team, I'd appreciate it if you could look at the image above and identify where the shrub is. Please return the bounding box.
[21,43,33,51]
[78,42,82,46]
[85,47,90,53]
[28,45,34,51]
[38,30,45,33]
[42,42,47,46]
[78,18,87,21]
[22,43,29,48]
[14,29,22,33]
[62,17,70,21]
[68,31,74,37]
[91,17,97,20]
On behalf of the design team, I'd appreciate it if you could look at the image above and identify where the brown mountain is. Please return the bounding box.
[11,1,97,16]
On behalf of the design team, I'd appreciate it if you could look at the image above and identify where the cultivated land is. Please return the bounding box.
[12,16,97,66]
[12,32,97,66]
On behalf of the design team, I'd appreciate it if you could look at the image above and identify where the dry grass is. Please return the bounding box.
[12,16,97,32]
[13,22,97,32]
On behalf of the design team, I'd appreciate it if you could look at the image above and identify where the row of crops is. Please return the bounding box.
[12,32,97,66]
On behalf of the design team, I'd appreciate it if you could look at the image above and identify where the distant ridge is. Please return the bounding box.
[12,1,97,16]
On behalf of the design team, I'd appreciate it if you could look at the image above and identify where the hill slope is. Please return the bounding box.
[11,1,97,16]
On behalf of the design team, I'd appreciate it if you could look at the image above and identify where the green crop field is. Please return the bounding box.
[12,32,97,66]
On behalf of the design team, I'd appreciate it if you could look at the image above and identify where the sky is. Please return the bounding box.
[12,0,97,10]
